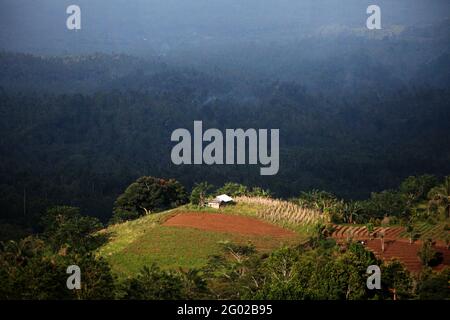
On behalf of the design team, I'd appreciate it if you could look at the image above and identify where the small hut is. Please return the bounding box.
[207,194,234,209]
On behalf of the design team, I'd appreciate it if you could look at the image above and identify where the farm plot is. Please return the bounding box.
[331,225,450,273]
[163,212,297,237]
[99,210,301,277]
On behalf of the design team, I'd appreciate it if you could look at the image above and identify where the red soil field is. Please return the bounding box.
[163,212,296,237]
[366,239,450,273]
[331,225,450,273]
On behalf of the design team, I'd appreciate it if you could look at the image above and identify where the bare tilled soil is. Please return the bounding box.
[332,225,450,273]
[365,239,450,273]
[163,212,296,237]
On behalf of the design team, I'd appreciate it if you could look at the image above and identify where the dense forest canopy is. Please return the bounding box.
[0,2,449,229]
[0,51,449,226]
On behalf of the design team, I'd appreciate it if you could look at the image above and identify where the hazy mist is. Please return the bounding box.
[1,0,449,55]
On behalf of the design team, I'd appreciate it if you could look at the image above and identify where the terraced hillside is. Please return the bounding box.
[365,239,450,273]
[331,224,450,273]
[399,222,449,242]
[332,225,405,240]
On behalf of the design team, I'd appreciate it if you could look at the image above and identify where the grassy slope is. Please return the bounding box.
[97,203,312,278]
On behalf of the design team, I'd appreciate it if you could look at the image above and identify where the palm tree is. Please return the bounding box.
[298,190,338,212]
[343,201,361,224]
[427,176,450,219]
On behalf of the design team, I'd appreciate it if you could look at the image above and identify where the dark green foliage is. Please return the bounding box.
[111,176,188,223]
[215,183,271,198]
[380,260,413,300]
[68,253,117,300]
[202,242,261,299]
[240,242,382,300]
[0,237,116,300]
[415,267,450,300]
[1,55,450,226]
[296,190,339,211]
[250,247,306,300]
[293,175,448,224]
[0,223,31,242]
[177,269,210,299]
[400,175,438,203]
[360,190,410,221]
[248,186,272,198]
[405,222,421,244]
[40,206,105,253]
[189,182,271,207]
[0,245,71,299]
[216,183,248,197]
[427,176,450,219]
[202,240,418,301]
[0,205,115,300]
[1,228,447,300]
[190,182,214,206]
[418,239,440,267]
[120,264,207,300]
[295,190,363,224]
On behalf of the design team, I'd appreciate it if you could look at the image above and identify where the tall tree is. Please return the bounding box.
[190,182,214,206]
[112,176,188,223]
[427,176,450,219]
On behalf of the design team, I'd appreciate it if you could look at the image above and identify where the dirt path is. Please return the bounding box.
[163,212,296,237]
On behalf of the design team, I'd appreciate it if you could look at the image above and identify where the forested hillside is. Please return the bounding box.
[1,17,450,230]
[0,53,449,228]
